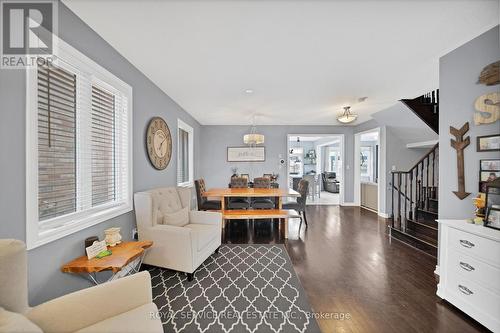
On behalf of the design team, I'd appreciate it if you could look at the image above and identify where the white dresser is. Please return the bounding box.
[437,219,500,332]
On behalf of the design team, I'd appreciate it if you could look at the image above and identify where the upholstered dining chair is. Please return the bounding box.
[283,179,309,229]
[228,177,250,209]
[195,178,221,211]
[252,177,275,209]
[263,173,272,179]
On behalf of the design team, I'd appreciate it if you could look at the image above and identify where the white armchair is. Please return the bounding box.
[0,239,162,333]
[134,187,222,280]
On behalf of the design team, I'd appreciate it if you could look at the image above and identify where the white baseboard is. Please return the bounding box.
[434,265,440,277]
[378,212,390,218]
[340,202,358,206]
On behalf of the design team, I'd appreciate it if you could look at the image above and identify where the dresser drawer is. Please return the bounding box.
[447,273,500,323]
[449,227,500,267]
[447,249,500,294]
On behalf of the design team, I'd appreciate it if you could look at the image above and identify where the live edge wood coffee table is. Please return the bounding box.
[61,241,153,285]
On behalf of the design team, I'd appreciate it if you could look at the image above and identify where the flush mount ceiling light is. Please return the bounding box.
[337,106,358,124]
[243,114,264,145]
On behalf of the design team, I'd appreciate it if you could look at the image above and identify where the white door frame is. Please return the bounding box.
[354,127,387,217]
[286,134,345,205]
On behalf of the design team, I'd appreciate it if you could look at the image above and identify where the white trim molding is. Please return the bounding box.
[26,36,133,250]
[177,118,194,187]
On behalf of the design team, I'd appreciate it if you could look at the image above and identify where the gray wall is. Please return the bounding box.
[0,3,201,305]
[439,25,500,219]
[199,125,356,202]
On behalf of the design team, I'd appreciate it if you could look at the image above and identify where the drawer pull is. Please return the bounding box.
[459,262,475,272]
[458,285,474,295]
[459,240,475,248]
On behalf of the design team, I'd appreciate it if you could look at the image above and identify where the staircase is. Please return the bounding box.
[401,90,439,134]
[390,143,439,258]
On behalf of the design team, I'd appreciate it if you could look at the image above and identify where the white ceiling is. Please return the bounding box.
[63,0,499,125]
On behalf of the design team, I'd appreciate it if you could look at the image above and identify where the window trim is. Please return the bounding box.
[26,37,133,250]
[177,119,194,187]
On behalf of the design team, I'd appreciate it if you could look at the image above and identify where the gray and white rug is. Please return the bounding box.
[148,244,321,333]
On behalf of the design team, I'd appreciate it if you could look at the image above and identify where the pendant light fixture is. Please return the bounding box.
[243,114,264,145]
[337,106,358,124]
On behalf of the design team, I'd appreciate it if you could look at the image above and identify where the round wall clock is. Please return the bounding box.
[146,117,172,170]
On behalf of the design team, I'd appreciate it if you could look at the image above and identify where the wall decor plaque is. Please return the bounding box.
[227,146,265,162]
[450,122,471,200]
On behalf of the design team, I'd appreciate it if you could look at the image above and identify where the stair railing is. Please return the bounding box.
[391,143,439,232]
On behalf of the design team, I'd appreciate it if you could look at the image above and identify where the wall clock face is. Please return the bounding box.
[146,117,172,170]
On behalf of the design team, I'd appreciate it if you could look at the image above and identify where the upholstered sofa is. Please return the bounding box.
[0,239,162,333]
[134,187,222,280]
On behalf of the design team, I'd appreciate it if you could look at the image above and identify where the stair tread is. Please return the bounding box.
[405,229,438,247]
[417,207,438,216]
[407,218,438,231]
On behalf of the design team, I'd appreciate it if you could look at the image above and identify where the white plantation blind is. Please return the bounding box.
[178,128,189,184]
[37,64,77,221]
[91,85,116,206]
[27,38,133,249]
[177,119,194,186]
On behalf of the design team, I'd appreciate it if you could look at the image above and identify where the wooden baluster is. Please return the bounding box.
[419,162,423,208]
[398,173,402,229]
[391,172,395,227]
[415,162,419,208]
[426,156,430,208]
[409,170,413,220]
[431,150,435,198]
[404,173,408,228]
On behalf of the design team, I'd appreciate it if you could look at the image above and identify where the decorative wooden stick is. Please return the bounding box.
[450,122,471,200]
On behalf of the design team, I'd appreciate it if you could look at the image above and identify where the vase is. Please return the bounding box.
[104,227,122,247]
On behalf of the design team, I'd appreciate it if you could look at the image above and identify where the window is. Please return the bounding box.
[360,145,378,183]
[177,119,194,187]
[26,38,133,249]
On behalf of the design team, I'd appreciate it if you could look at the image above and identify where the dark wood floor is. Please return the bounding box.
[222,206,490,333]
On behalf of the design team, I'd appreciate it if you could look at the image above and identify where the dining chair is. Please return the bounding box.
[228,177,250,209]
[283,179,309,230]
[263,173,272,179]
[195,178,222,211]
[252,177,275,209]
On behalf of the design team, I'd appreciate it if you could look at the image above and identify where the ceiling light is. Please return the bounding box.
[243,89,254,94]
[243,115,264,145]
[337,106,358,124]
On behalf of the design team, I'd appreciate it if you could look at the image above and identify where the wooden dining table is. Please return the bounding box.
[202,187,300,210]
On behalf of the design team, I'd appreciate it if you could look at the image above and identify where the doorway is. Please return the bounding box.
[354,129,381,213]
[287,134,345,205]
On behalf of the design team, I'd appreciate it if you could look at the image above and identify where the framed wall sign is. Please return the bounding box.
[227,146,265,162]
[477,134,500,152]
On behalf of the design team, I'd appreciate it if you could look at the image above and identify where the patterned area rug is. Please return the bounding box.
[149,244,321,333]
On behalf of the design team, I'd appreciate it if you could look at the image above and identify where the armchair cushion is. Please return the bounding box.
[26,272,157,333]
[156,188,183,214]
[162,206,189,227]
[0,308,42,333]
[75,303,159,333]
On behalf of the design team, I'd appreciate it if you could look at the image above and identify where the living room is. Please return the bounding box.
[1,1,499,333]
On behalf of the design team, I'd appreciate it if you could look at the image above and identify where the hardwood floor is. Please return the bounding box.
[222,206,489,333]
